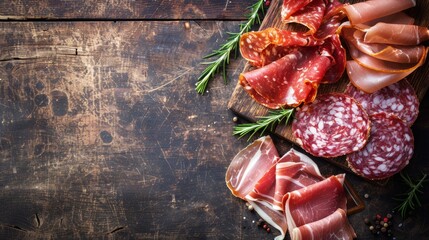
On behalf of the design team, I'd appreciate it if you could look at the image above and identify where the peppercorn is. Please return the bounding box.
[266,227,271,233]
[384,222,389,228]
[369,226,374,231]
[364,217,370,225]
[381,227,387,233]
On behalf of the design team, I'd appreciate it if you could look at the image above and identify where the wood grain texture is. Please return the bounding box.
[0,21,254,239]
[228,0,429,177]
[0,1,428,240]
[0,0,253,20]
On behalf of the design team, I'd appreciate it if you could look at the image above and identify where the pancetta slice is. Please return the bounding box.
[342,0,416,25]
[225,136,279,199]
[283,174,347,231]
[290,208,357,240]
[239,46,333,109]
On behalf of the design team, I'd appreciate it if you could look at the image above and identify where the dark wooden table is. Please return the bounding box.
[0,1,428,239]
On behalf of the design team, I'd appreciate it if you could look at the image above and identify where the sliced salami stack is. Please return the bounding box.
[292,79,418,180]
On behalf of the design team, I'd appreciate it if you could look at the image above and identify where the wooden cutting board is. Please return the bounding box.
[228,0,429,175]
[228,0,429,214]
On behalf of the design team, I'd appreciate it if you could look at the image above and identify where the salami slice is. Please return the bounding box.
[344,79,419,126]
[292,93,370,157]
[346,113,414,180]
[239,28,324,67]
[283,0,326,34]
[239,46,333,109]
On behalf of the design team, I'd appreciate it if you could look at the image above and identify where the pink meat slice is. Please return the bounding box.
[290,208,357,240]
[342,0,416,25]
[239,46,333,109]
[244,148,325,240]
[292,93,370,157]
[225,136,279,199]
[344,79,419,126]
[283,174,347,231]
[346,113,414,180]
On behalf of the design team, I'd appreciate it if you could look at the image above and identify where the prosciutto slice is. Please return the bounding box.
[226,137,355,240]
[245,148,325,240]
[342,27,425,64]
[342,0,416,25]
[225,136,279,199]
[283,174,347,231]
[246,149,324,210]
[290,208,357,240]
[363,22,429,45]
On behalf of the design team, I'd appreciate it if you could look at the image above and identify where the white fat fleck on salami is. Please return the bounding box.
[346,113,414,180]
[344,79,419,126]
[292,93,370,157]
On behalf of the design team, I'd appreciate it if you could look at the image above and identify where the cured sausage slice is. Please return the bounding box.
[344,79,419,126]
[239,28,324,67]
[292,93,370,157]
[346,113,414,180]
[239,46,333,109]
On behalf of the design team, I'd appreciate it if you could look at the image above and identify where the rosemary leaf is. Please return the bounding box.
[195,0,266,94]
[233,108,294,140]
[394,172,428,218]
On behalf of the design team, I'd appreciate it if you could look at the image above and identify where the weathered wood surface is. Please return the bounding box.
[0,0,251,20]
[0,1,428,240]
[228,0,429,177]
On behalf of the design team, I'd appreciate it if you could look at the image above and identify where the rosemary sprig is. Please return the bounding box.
[195,0,266,94]
[233,108,294,140]
[394,172,428,218]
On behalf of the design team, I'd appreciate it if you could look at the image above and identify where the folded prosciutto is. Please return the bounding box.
[342,0,416,25]
[283,174,347,231]
[225,136,356,240]
[290,208,357,240]
[225,136,279,199]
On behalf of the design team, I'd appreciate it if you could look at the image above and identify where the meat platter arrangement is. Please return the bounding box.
[226,0,429,239]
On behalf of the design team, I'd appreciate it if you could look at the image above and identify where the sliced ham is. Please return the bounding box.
[342,27,425,64]
[225,136,279,199]
[283,174,347,231]
[247,149,324,210]
[363,22,429,45]
[342,0,416,25]
[290,208,357,240]
[345,58,426,93]
[245,149,324,240]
